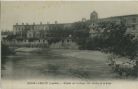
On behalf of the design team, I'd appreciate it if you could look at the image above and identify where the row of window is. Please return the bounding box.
[15,26,49,31]
[132,18,137,23]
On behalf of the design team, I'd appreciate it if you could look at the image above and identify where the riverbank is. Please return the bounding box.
[15,47,42,52]
[11,47,137,69]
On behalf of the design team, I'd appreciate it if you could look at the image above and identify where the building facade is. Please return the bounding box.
[13,22,49,39]
[2,11,138,48]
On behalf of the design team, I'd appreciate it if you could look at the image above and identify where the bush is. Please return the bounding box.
[84,21,138,60]
[1,44,13,57]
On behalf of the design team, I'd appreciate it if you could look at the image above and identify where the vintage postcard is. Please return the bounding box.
[1,1,138,89]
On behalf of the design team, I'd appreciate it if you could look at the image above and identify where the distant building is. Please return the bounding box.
[90,11,98,22]
[12,11,138,40]
[89,11,100,37]
[3,11,138,48]
[13,22,49,40]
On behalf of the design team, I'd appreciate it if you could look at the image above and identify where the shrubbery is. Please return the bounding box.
[42,21,138,60]
[84,22,138,60]
[1,43,14,57]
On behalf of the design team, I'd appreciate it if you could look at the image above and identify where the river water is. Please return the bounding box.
[1,48,122,80]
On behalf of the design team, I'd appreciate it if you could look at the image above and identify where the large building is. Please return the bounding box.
[2,11,138,48]
[13,22,73,39]
[13,11,138,40]
[13,22,49,39]
[6,21,74,48]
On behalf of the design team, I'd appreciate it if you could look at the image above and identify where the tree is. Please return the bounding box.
[85,21,138,60]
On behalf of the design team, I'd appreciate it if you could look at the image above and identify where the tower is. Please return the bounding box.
[89,11,99,37]
[90,11,98,22]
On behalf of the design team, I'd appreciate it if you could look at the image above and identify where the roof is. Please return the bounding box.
[13,22,72,26]
[13,14,138,27]
[100,14,138,20]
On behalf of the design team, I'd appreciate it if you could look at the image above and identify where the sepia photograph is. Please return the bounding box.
[1,1,138,89]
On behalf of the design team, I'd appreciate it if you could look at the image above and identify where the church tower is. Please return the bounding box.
[89,11,99,37]
[90,11,98,22]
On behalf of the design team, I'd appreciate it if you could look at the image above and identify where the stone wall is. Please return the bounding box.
[49,39,79,49]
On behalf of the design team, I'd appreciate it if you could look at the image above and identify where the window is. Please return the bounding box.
[132,25,136,30]
[132,18,136,23]
[19,28,21,31]
[22,28,23,31]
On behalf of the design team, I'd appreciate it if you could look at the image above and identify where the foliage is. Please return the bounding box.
[85,21,138,60]
[47,22,90,45]
[1,44,14,57]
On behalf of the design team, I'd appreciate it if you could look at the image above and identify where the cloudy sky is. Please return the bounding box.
[1,1,138,31]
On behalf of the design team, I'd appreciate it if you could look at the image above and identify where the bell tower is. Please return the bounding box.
[90,11,98,22]
[89,11,98,38]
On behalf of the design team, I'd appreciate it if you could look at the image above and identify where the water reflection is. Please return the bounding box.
[1,49,75,80]
[1,49,118,80]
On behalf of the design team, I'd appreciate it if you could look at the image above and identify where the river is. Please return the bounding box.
[1,48,121,80]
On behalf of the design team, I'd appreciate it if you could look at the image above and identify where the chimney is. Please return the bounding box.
[40,22,42,25]
[22,23,24,25]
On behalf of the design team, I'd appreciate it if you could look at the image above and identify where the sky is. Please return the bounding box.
[1,1,138,31]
